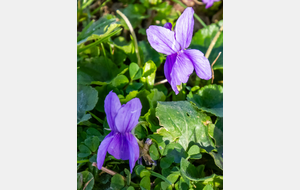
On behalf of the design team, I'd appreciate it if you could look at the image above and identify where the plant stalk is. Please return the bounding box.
[210,52,222,83]
[154,79,168,86]
[92,163,139,187]
[205,25,223,59]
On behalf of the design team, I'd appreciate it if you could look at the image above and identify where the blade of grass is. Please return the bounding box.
[88,111,104,124]
[116,10,141,67]
[77,20,94,41]
[77,28,122,54]
[150,171,172,185]
[82,0,95,10]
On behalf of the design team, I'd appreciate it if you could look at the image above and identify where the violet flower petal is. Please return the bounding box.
[175,7,194,49]
[170,51,194,95]
[202,0,220,9]
[126,133,140,173]
[205,2,214,8]
[163,22,172,30]
[104,91,121,132]
[107,133,130,160]
[146,25,180,55]
[184,49,212,80]
[114,98,142,133]
[96,133,114,170]
[164,53,177,85]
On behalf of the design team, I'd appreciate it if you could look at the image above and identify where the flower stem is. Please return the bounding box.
[205,25,223,59]
[154,79,168,86]
[172,0,207,28]
[92,162,139,187]
[116,10,141,67]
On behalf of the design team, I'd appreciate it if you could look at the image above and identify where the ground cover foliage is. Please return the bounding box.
[77,0,223,189]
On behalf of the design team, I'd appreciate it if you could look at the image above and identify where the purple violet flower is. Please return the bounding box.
[146,7,212,95]
[202,0,220,9]
[96,91,142,173]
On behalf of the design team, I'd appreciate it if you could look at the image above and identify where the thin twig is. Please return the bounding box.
[83,177,94,190]
[92,162,139,187]
[92,162,119,177]
[154,79,168,86]
[116,10,141,67]
[205,25,223,59]
[210,52,222,83]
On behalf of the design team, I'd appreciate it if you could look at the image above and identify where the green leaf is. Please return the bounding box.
[89,154,97,163]
[77,14,119,43]
[84,136,100,152]
[147,89,166,109]
[143,89,167,132]
[140,176,151,190]
[134,123,147,139]
[110,174,125,190]
[124,168,131,186]
[140,60,157,90]
[187,84,223,117]
[86,128,102,138]
[78,27,122,54]
[203,184,214,190]
[111,75,129,89]
[139,41,164,67]
[180,158,216,182]
[127,187,135,190]
[149,144,160,160]
[148,134,166,155]
[209,151,223,170]
[77,56,126,85]
[135,165,145,176]
[208,124,223,147]
[161,182,172,190]
[150,170,172,185]
[167,173,180,184]
[156,101,215,151]
[190,20,223,70]
[215,117,223,132]
[78,144,92,158]
[129,62,143,80]
[140,169,151,178]
[77,173,83,190]
[187,145,202,159]
[178,177,189,190]
[78,171,94,190]
[162,168,171,178]
[77,85,98,124]
[160,156,174,169]
[164,143,188,164]
[156,127,177,145]
[99,173,111,184]
[112,36,134,54]
[126,82,144,93]
[201,175,223,189]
